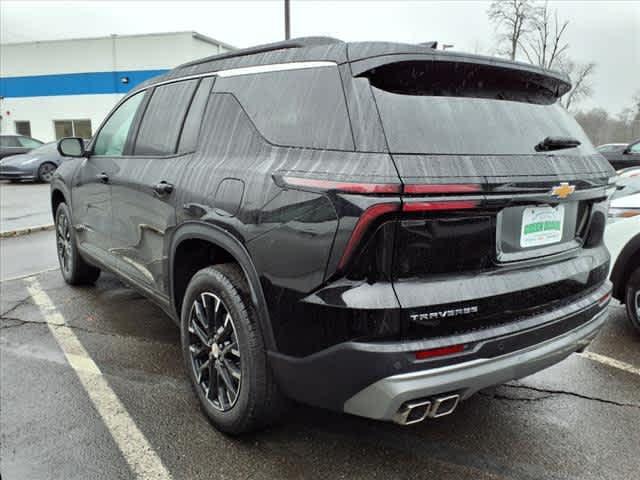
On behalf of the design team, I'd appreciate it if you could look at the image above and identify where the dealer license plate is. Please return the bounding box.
[520,205,565,248]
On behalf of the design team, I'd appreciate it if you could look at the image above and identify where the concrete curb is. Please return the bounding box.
[0,224,55,238]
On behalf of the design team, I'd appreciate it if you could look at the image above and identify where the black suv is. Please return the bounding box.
[52,37,615,433]
[597,140,640,171]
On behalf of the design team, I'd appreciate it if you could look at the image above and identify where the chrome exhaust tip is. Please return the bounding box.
[428,394,460,418]
[393,399,432,425]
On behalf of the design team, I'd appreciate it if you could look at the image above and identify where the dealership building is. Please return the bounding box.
[0,31,233,142]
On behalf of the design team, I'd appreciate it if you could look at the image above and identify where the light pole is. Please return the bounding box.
[284,0,290,40]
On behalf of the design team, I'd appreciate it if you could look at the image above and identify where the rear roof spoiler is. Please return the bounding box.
[349,51,571,97]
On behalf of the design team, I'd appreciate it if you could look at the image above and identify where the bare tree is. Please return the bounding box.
[560,59,596,111]
[521,1,569,69]
[488,0,537,60]
[508,1,596,111]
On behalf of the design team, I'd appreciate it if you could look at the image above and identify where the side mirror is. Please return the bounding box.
[57,137,86,158]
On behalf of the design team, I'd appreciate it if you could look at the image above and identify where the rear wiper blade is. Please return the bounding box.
[535,136,581,152]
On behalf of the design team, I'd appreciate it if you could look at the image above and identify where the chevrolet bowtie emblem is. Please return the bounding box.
[551,182,575,199]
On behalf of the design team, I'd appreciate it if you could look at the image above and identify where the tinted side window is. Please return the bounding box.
[134,80,198,156]
[94,92,145,156]
[630,142,640,154]
[214,66,354,150]
[18,137,43,148]
[0,136,20,147]
[178,77,214,154]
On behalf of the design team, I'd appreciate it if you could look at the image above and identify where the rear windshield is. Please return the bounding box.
[368,61,595,155]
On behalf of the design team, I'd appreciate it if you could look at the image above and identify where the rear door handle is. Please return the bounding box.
[97,172,109,183]
[153,181,174,196]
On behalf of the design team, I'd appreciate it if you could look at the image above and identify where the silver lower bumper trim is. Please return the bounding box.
[343,308,608,421]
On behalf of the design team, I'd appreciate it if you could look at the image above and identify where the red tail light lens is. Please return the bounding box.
[404,184,481,194]
[281,176,402,194]
[402,200,479,212]
[337,202,400,270]
[415,344,465,360]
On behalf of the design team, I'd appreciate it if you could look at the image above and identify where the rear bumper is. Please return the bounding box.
[268,282,611,419]
[343,306,607,421]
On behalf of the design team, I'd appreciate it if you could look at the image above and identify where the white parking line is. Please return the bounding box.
[1,266,58,283]
[579,351,640,377]
[25,276,173,480]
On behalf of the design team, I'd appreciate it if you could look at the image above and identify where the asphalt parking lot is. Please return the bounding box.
[0,177,639,479]
[0,229,638,480]
[0,181,53,235]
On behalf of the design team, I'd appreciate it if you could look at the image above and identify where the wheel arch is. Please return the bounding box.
[611,232,640,302]
[50,184,68,218]
[169,222,276,350]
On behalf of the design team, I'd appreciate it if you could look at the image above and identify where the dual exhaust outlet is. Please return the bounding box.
[393,394,460,425]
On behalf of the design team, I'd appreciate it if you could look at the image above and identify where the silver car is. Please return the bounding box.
[0,141,85,182]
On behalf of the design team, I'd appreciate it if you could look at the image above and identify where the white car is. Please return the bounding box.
[605,179,640,331]
[616,166,640,179]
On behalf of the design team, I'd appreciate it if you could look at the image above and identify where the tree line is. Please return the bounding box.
[488,0,638,145]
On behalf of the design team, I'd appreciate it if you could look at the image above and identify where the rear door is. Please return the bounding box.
[109,77,214,296]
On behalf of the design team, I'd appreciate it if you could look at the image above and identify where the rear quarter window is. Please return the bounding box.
[213,66,354,150]
[178,77,215,154]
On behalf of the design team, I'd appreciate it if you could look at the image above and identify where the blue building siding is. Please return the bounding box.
[0,69,168,98]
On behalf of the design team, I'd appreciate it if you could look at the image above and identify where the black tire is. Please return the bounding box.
[38,162,57,183]
[625,267,640,333]
[55,202,100,285]
[180,264,287,434]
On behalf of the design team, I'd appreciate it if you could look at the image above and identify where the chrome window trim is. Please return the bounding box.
[132,61,338,93]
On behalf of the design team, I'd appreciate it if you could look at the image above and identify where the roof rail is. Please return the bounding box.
[177,36,344,69]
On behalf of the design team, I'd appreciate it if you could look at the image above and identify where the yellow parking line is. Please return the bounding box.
[25,276,173,480]
[579,351,640,377]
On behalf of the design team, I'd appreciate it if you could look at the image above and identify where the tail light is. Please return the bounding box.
[277,175,484,273]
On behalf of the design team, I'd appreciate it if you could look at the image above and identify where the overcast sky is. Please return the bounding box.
[1,0,638,113]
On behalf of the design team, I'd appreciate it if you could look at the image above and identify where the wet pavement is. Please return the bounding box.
[0,229,57,281]
[0,182,53,234]
[1,264,638,480]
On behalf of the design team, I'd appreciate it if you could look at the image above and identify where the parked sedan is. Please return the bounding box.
[597,139,640,170]
[0,141,81,182]
[0,134,44,160]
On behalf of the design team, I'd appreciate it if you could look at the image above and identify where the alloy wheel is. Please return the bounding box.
[39,163,56,182]
[188,292,242,412]
[56,211,72,274]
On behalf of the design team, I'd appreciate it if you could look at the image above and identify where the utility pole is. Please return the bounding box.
[284,0,290,40]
